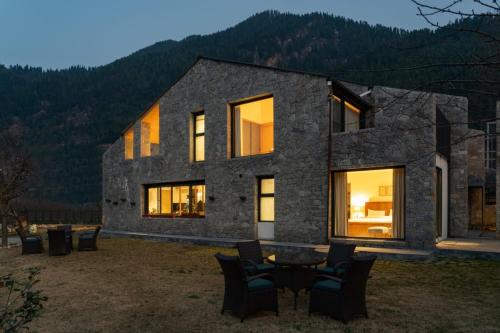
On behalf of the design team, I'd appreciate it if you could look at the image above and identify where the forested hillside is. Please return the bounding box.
[0,11,497,203]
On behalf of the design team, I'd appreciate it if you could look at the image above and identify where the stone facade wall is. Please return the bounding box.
[102,59,470,247]
[435,94,469,237]
[330,86,438,248]
[103,58,331,244]
[467,129,486,184]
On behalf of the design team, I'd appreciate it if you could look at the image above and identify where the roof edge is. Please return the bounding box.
[119,55,334,138]
[197,55,331,79]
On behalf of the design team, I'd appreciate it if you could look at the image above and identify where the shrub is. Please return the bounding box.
[1,267,47,333]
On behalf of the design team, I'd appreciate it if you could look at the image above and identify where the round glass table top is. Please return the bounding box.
[267,251,326,266]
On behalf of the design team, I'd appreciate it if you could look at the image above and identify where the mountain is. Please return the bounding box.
[0,11,497,204]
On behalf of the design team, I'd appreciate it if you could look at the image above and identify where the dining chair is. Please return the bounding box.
[309,255,377,323]
[215,252,278,322]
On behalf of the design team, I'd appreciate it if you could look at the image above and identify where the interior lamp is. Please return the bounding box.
[351,194,368,219]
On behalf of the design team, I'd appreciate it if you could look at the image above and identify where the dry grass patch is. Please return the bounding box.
[1,238,500,332]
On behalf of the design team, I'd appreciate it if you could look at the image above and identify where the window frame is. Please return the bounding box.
[193,111,205,162]
[230,94,274,158]
[143,180,206,218]
[331,166,406,240]
[124,128,134,160]
[140,102,160,158]
[331,95,366,133]
[258,176,275,222]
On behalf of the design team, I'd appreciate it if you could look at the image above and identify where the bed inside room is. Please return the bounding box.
[346,169,394,238]
[334,167,404,239]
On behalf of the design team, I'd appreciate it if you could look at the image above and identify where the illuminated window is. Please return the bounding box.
[345,102,360,132]
[193,112,205,161]
[141,103,160,157]
[232,96,274,157]
[147,187,159,215]
[191,184,206,216]
[145,182,205,218]
[124,128,134,160]
[332,95,362,133]
[333,168,404,239]
[258,177,275,222]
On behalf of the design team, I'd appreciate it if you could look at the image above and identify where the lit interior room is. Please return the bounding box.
[233,97,274,157]
[334,168,404,239]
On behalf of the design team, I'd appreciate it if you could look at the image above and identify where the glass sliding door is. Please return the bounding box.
[333,168,405,239]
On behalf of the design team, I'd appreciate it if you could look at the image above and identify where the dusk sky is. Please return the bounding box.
[0,0,485,69]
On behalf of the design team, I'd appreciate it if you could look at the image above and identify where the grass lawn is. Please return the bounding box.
[1,238,500,333]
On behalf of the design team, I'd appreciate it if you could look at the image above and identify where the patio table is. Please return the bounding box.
[267,251,326,310]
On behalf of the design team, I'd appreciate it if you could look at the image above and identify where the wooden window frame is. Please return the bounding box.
[331,95,366,133]
[193,111,205,162]
[230,95,274,158]
[144,180,205,218]
[258,176,275,222]
[331,166,406,240]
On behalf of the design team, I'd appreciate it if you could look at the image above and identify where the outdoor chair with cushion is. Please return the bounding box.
[215,253,278,322]
[48,229,69,256]
[309,255,377,323]
[60,224,73,253]
[15,225,44,255]
[236,240,275,275]
[78,226,101,251]
[317,242,356,277]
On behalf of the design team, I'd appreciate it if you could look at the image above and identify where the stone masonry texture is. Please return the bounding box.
[103,58,470,248]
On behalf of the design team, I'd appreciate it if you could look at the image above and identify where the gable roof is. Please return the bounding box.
[120,56,370,135]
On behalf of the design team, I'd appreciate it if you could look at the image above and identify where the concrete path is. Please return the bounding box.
[102,230,500,260]
[102,230,434,260]
[436,238,500,259]
[437,238,500,253]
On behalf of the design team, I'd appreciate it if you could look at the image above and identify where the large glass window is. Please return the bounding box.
[141,103,160,157]
[145,182,205,218]
[124,128,134,160]
[232,96,274,157]
[333,168,404,239]
[258,177,275,222]
[193,112,205,162]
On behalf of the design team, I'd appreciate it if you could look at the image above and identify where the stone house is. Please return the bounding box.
[102,56,473,248]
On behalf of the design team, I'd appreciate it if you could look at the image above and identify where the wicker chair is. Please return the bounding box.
[48,229,69,256]
[15,224,44,255]
[215,253,278,322]
[309,255,377,323]
[60,224,73,253]
[316,242,356,277]
[236,240,274,275]
[78,226,101,251]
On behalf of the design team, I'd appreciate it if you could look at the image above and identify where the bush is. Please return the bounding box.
[1,267,48,333]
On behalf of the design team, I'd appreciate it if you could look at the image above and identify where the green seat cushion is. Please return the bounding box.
[248,278,274,291]
[24,237,41,243]
[80,234,94,240]
[312,279,342,292]
[257,263,275,272]
[317,266,334,274]
[335,267,346,275]
[317,266,346,276]
[244,263,275,274]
